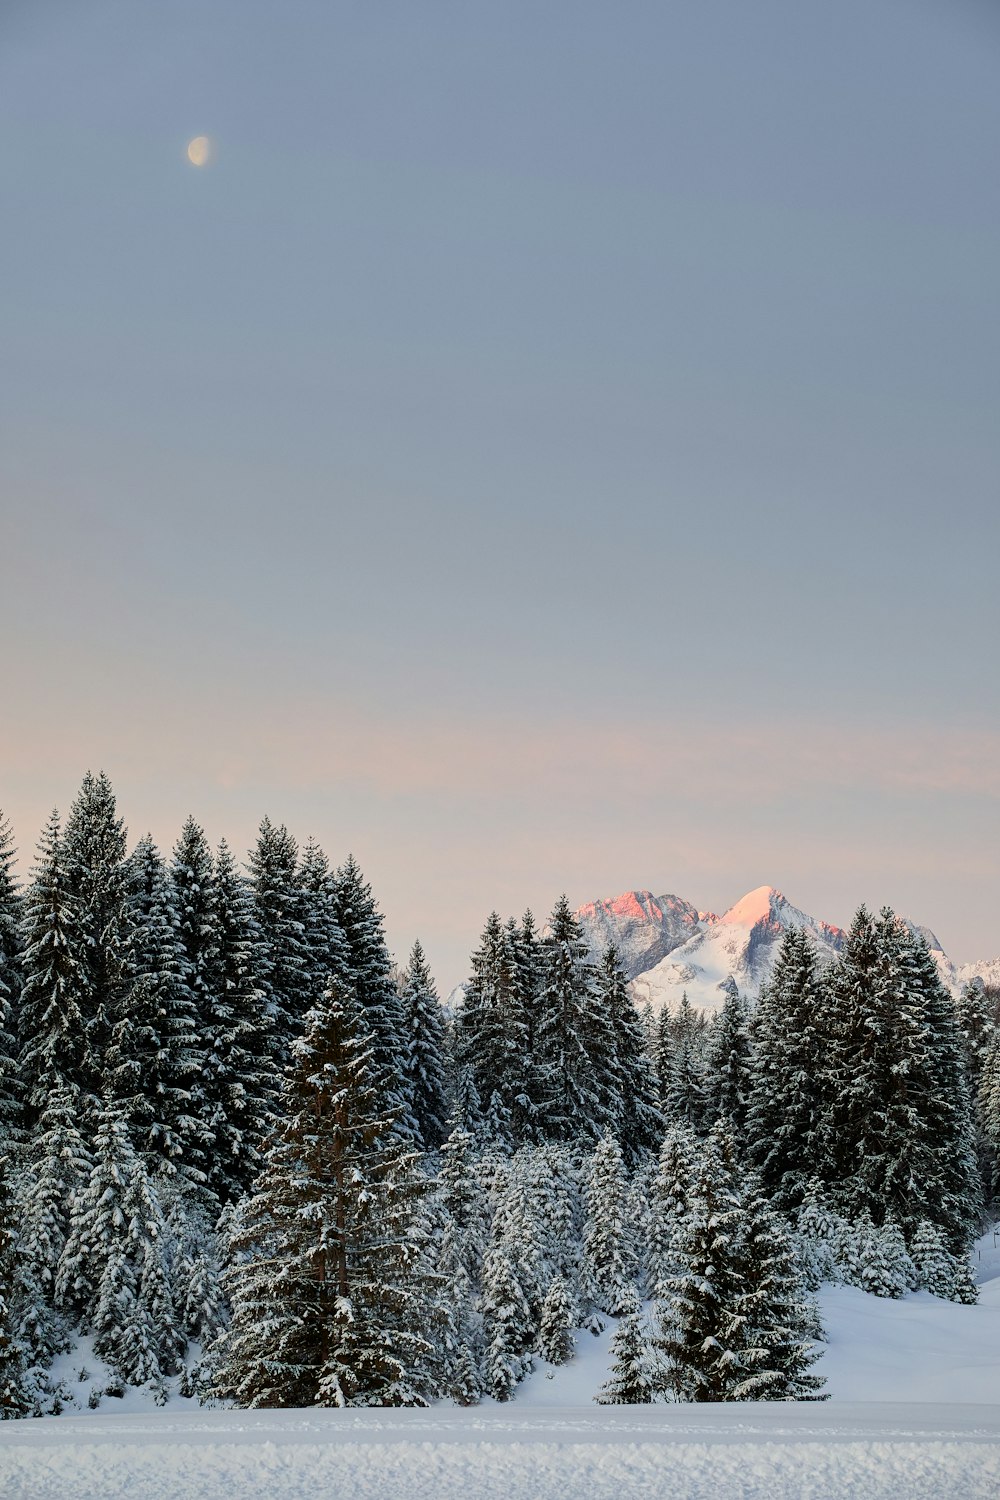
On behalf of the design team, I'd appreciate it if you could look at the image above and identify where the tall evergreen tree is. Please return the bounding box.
[663,994,709,1134]
[0,1153,30,1418]
[17,812,93,1121]
[458,913,529,1142]
[705,983,753,1136]
[248,818,311,1060]
[582,1132,635,1315]
[170,815,219,1045]
[596,944,662,1164]
[746,929,829,1208]
[108,836,206,1186]
[62,771,131,1093]
[399,941,449,1151]
[0,815,24,1142]
[205,839,276,1201]
[297,838,350,1008]
[536,896,601,1141]
[215,977,437,1407]
[333,855,411,1129]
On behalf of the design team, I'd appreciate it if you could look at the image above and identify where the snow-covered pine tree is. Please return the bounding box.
[215,976,437,1408]
[663,994,709,1134]
[0,1153,30,1418]
[537,1275,575,1365]
[850,1212,911,1299]
[62,771,132,1096]
[956,981,997,1096]
[458,913,529,1144]
[170,816,220,1039]
[795,1179,843,1290]
[58,1102,180,1381]
[108,835,206,1186]
[596,945,662,1165]
[510,912,547,1141]
[333,854,412,1131]
[645,1123,699,1300]
[17,811,94,1123]
[595,1286,655,1404]
[909,1219,977,1304]
[248,818,311,1062]
[297,838,350,1008]
[980,1030,1000,1206]
[0,815,24,1144]
[705,983,753,1136]
[481,1243,533,1400]
[582,1132,635,1316]
[205,838,277,1202]
[399,941,449,1151]
[653,1007,673,1111]
[656,1143,825,1401]
[746,929,828,1209]
[536,896,602,1142]
[15,1084,91,1362]
[730,1182,827,1400]
[900,927,982,1249]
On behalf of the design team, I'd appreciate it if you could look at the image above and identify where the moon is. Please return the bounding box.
[186,136,211,167]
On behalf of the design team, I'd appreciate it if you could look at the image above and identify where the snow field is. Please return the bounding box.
[2,1403,999,1500]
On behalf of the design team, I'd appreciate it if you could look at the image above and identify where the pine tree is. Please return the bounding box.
[58,1103,180,1380]
[979,1031,1000,1205]
[0,1154,30,1418]
[214,977,437,1408]
[204,839,276,1202]
[333,855,411,1129]
[170,817,219,1038]
[706,984,753,1136]
[746,930,828,1209]
[481,1244,533,1400]
[663,995,709,1134]
[537,1275,575,1365]
[17,812,93,1121]
[645,1123,698,1300]
[910,1219,977,1303]
[399,941,449,1151]
[956,981,997,1095]
[851,1212,911,1299]
[248,818,311,1061]
[595,1286,655,1404]
[108,835,206,1185]
[0,815,24,1143]
[732,1183,827,1400]
[582,1133,635,1315]
[536,896,601,1141]
[458,913,529,1141]
[596,945,662,1165]
[16,1084,92,1358]
[297,838,350,1009]
[62,771,132,1095]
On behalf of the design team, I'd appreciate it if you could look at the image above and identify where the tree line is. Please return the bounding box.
[0,771,996,1416]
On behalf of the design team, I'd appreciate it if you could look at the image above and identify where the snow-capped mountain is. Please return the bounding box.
[575,883,998,1015]
[573,890,712,980]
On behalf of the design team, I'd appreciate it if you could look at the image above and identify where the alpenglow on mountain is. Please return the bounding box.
[575,884,999,1014]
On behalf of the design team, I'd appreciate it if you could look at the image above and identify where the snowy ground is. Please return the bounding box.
[3,1229,999,1500]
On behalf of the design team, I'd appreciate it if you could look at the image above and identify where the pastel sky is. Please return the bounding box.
[2,0,998,989]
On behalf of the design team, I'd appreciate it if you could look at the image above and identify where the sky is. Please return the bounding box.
[1,0,998,989]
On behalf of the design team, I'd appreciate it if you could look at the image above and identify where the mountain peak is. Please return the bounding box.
[719,885,786,928]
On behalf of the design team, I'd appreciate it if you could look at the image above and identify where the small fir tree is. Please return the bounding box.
[595,1286,656,1405]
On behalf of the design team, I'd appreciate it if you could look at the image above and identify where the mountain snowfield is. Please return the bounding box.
[575,885,999,1015]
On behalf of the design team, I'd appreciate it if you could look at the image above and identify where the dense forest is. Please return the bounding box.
[0,772,997,1416]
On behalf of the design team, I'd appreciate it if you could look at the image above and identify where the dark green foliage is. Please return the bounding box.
[0,1154,30,1417]
[333,855,411,1130]
[18,812,94,1119]
[595,1286,655,1404]
[399,941,449,1151]
[0,815,24,1143]
[109,836,206,1184]
[746,929,829,1209]
[214,977,438,1407]
[597,944,662,1165]
[249,818,311,1060]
